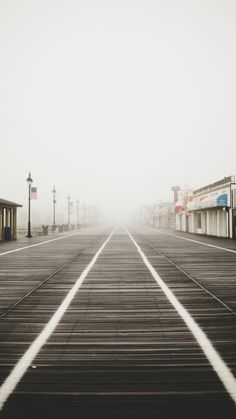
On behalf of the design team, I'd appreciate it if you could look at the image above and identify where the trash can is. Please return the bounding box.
[4,227,12,241]
[58,225,63,233]
[52,224,57,233]
[42,225,49,235]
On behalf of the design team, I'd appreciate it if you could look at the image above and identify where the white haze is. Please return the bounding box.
[0,0,236,225]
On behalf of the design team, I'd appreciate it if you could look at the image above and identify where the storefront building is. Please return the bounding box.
[142,202,175,229]
[0,198,22,241]
[154,202,175,229]
[175,189,192,232]
[176,176,236,238]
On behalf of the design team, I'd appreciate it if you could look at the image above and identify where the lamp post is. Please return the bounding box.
[67,195,71,229]
[83,204,86,227]
[26,172,33,238]
[76,200,80,229]
[52,186,57,226]
[153,205,157,228]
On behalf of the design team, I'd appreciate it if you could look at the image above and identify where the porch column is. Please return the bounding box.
[0,209,2,240]
[5,208,9,227]
[1,209,5,239]
[10,208,13,232]
[13,208,17,240]
[217,210,220,237]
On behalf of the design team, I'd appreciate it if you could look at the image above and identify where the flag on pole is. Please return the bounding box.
[31,187,37,199]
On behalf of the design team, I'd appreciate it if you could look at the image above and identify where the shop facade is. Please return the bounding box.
[154,202,175,229]
[176,176,236,238]
[0,198,22,241]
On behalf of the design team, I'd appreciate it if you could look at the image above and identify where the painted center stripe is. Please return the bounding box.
[0,227,116,410]
[125,227,236,405]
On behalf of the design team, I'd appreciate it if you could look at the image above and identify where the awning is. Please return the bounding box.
[0,198,22,208]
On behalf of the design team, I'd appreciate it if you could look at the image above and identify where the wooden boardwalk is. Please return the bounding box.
[0,225,236,418]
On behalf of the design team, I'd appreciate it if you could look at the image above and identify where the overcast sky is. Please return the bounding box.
[1,0,236,224]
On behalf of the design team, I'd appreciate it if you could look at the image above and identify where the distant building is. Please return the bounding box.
[174,188,193,232]
[142,202,175,229]
[0,198,22,241]
[175,176,236,239]
[154,202,175,229]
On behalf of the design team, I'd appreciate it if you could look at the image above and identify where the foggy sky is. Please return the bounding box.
[1,0,236,225]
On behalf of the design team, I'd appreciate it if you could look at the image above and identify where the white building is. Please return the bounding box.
[176,176,236,239]
[154,202,175,229]
[175,189,193,232]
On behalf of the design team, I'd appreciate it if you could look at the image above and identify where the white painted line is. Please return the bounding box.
[163,232,236,254]
[0,227,116,410]
[125,227,236,406]
[0,232,84,257]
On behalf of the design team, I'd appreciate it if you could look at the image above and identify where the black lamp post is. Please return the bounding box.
[52,186,57,226]
[26,172,33,238]
[67,195,71,229]
[83,204,86,227]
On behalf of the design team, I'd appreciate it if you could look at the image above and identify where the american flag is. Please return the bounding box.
[31,187,37,199]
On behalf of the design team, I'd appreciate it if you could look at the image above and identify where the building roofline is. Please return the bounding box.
[193,176,235,196]
[0,198,23,208]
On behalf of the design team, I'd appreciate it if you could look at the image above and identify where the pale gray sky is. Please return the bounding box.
[1,0,236,224]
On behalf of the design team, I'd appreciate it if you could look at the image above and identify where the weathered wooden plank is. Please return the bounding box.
[0,226,236,418]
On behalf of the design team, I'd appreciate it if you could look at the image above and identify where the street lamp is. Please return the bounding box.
[67,195,71,229]
[52,186,57,226]
[83,204,86,227]
[26,172,33,238]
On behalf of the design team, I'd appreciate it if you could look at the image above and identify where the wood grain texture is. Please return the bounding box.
[0,226,236,418]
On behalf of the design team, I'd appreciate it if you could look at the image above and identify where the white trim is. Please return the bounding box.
[164,232,236,254]
[125,227,236,405]
[0,227,116,410]
[0,232,84,257]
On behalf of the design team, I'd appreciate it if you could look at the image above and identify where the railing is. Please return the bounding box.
[16,224,84,237]
[17,226,43,237]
